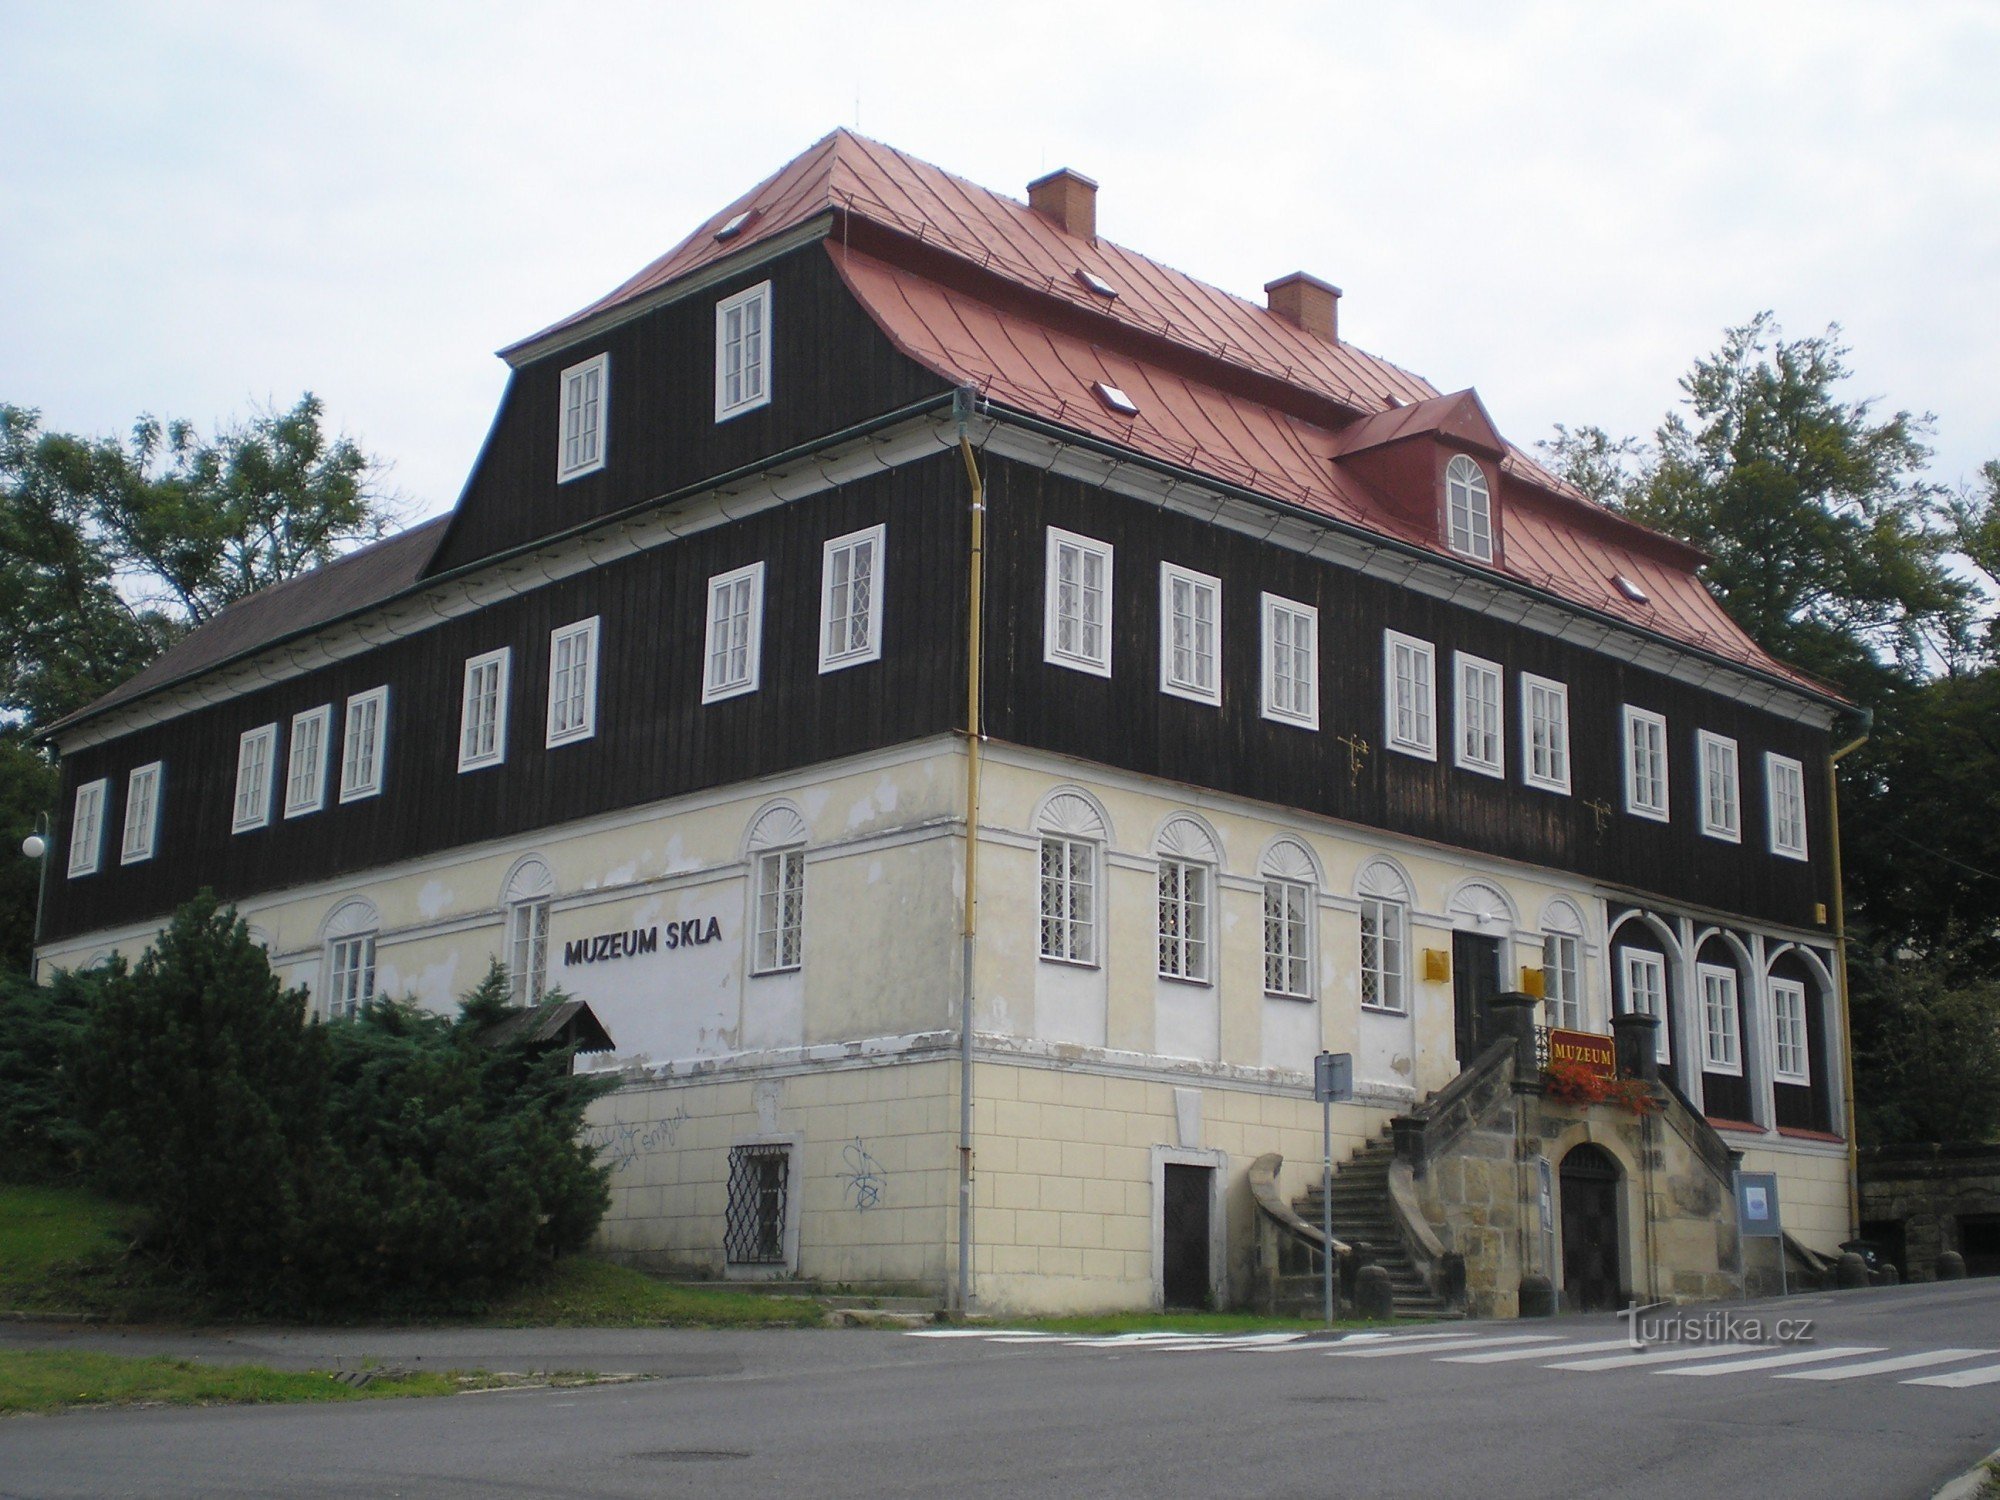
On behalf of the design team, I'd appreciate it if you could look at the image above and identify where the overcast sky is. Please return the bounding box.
[3,1,1995,525]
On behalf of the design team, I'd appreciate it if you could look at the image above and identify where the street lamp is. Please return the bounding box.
[20,811,50,972]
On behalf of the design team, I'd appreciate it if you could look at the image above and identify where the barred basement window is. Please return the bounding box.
[1039,835,1096,965]
[725,1145,790,1265]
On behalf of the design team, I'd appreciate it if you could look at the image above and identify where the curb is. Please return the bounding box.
[1933,1448,2000,1500]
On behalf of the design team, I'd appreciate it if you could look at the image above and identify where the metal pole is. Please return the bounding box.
[1322,1095,1334,1327]
[954,407,986,1314]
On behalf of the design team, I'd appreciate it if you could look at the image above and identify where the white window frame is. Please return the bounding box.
[1766,752,1808,861]
[457,648,512,773]
[1520,674,1571,794]
[1623,706,1669,822]
[1699,962,1742,1075]
[339,686,389,803]
[714,280,772,421]
[323,932,376,1021]
[556,352,608,482]
[702,565,765,704]
[285,705,331,818]
[1445,453,1493,563]
[233,723,278,833]
[67,778,107,878]
[1260,593,1318,729]
[1771,977,1810,1084]
[1543,930,1582,1031]
[121,761,162,865]
[508,897,552,1007]
[819,524,885,673]
[546,617,601,746]
[752,846,805,975]
[1044,527,1114,678]
[1263,876,1313,999]
[1698,731,1741,843]
[1453,652,1504,777]
[1156,856,1212,982]
[1359,896,1407,1013]
[1159,562,1222,707]
[1039,834,1098,967]
[1622,948,1671,1063]
[1383,630,1436,761]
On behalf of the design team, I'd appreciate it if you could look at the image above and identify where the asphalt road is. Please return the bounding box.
[3,1279,1997,1499]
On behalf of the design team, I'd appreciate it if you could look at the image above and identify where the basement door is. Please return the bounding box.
[1559,1144,1622,1313]
[1161,1164,1213,1309]
[1452,932,1502,1068]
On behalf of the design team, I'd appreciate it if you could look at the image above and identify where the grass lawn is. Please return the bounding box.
[0,1349,511,1415]
[0,1182,823,1329]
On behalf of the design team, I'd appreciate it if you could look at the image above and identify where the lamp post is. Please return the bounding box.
[20,811,50,977]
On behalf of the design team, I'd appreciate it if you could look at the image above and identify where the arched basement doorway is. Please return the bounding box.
[1559,1143,1623,1312]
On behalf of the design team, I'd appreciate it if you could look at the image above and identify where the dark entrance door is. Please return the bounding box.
[1560,1144,1622,1312]
[1161,1164,1212,1309]
[1453,931,1502,1067]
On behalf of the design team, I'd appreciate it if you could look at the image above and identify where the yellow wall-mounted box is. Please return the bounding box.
[1422,948,1450,983]
[1519,965,1547,998]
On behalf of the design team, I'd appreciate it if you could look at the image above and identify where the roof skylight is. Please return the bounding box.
[1613,574,1650,604]
[714,210,755,241]
[1075,267,1118,298]
[1093,382,1139,416]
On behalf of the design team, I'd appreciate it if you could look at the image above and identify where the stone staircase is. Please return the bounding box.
[1286,1133,1458,1320]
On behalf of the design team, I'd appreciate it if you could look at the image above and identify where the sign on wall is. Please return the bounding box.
[1547,1028,1617,1078]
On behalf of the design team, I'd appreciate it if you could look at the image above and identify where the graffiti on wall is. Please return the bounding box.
[841,1138,887,1210]
[585,1102,693,1175]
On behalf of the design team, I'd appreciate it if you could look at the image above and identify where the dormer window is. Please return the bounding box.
[715,281,772,421]
[557,354,608,482]
[1445,454,1492,562]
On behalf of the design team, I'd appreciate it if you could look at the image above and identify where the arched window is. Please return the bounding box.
[1540,897,1587,1031]
[747,804,808,975]
[504,857,555,1005]
[320,898,379,1021]
[1261,839,1318,1000]
[1446,454,1492,562]
[1357,860,1412,1013]
[1156,816,1221,984]
[1037,791,1107,966]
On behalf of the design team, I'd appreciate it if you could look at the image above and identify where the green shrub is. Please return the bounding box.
[0,966,97,1182]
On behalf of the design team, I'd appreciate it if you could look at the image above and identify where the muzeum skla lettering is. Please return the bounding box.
[561,918,721,967]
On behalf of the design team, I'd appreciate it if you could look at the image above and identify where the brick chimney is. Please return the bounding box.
[1028,168,1097,241]
[1264,272,1341,342]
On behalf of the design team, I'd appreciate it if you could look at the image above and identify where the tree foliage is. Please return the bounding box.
[1848,944,2000,1146]
[0,964,96,1182]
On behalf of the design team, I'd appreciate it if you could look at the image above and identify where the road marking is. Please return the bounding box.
[1550,1343,1764,1371]
[1657,1345,1884,1376]
[1322,1334,1562,1359]
[1902,1362,2000,1389]
[1439,1338,1636,1364]
[1777,1349,1995,1382]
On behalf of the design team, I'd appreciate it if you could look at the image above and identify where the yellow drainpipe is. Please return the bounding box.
[1828,716,1871,1240]
[955,406,986,1312]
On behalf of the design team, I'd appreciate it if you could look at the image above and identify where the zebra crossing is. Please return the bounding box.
[906,1325,2000,1389]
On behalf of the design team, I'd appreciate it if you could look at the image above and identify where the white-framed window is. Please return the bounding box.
[1045,527,1113,677]
[753,847,805,974]
[1160,562,1222,706]
[546,617,600,746]
[1383,630,1436,760]
[1157,857,1211,982]
[1698,731,1740,842]
[339,686,389,803]
[1699,963,1742,1075]
[556,352,608,481]
[1263,876,1312,999]
[285,705,331,818]
[68,778,107,878]
[1521,674,1571,793]
[1039,835,1097,965]
[509,897,552,1006]
[233,723,278,832]
[703,565,765,703]
[121,762,162,865]
[715,280,772,421]
[1445,454,1493,562]
[1543,931,1582,1030]
[1359,895,1407,1012]
[819,524,884,672]
[458,648,511,773]
[1771,977,1810,1084]
[1454,652,1504,777]
[1623,706,1669,821]
[1621,948,1671,1063]
[1766,753,1808,860]
[324,933,376,1021]
[1260,593,1318,729]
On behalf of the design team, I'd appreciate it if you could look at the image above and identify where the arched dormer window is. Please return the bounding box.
[1261,838,1319,1000]
[1445,454,1493,563]
[747,803,808,975]
[1037,790,1108,966]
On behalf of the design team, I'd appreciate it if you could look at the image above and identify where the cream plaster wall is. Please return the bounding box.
[1739,1142,1852,1254]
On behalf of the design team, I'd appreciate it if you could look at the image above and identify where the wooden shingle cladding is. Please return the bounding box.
[976,455,1834,929]
[426,241,952,576]
[40,457,970,943]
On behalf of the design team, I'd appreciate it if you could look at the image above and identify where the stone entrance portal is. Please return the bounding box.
[1560,1143,1622,1311]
